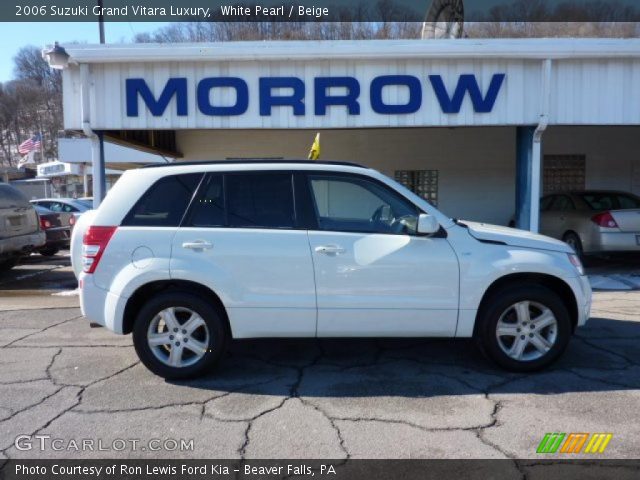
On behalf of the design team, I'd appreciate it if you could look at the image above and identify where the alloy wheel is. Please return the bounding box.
[495,300,558,362]
[147,306,210,368]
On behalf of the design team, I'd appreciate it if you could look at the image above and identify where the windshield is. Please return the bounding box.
[580,192,640,211]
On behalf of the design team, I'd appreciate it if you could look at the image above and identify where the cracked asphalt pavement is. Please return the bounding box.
[0,253,639,459]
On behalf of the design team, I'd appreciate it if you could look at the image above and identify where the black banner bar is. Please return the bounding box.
[1,460,640,480]
[3,0,640,22]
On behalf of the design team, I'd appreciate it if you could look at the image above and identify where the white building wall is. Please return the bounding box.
[543,126,640,193]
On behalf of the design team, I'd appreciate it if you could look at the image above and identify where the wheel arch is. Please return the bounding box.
[473,272,579,336]
[122,280,231,337]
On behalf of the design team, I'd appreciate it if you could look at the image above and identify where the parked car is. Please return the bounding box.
[30,198,91,220]
[537,191,640,257]
[33,205,74,256]
[0,183,46,271]
[75,161,591,379]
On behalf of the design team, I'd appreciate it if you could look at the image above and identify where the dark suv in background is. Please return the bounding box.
[0,183,45,271]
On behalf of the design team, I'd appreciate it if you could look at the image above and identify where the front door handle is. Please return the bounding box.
[182,240,213,250]
[315,244,346,255]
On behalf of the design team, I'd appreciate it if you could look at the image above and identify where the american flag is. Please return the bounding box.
[18,133,42,155]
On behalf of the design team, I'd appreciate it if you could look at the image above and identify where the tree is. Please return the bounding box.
[0,46,63,167]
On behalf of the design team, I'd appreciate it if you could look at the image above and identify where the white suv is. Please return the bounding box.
[78,161,591,379]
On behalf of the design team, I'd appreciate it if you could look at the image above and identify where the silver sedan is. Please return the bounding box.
[539,190,640,256]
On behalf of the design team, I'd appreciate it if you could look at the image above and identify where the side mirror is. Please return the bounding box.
[417,213,439,235]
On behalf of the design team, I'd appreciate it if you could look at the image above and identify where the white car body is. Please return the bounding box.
[77,162,591,344]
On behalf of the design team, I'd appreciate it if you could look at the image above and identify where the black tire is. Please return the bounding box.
[39,247,59,257]
[133,291,228,379]
[475,284,572,372]
[563,232,584,259]
[0,257,19,272]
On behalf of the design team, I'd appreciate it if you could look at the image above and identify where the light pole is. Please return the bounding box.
[91,0,107,202]
[98,0,105,44]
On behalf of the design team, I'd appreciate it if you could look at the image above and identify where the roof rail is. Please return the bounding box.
[142,159,366,169]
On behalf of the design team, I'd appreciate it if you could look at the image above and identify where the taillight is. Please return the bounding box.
[69,216,76,226]
[40,217,51,229]
[591,211,619,228]
[82,226,117,274]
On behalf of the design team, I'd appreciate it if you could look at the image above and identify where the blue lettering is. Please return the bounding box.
[125,73,505,118]
[259,77,305,116]
[126,78,187,117]
[197,77,248,116]
[370,75,422,115]
[429,73,505,114]
[314,77,360,115]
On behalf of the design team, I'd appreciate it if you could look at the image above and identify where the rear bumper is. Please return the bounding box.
[0,231,46,257]
[585,231,640,253]
[79,274,126,334]
[41,228,71,249]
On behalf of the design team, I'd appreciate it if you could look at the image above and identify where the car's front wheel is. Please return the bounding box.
[132,292,228,379]
[563,232,584,259]
[476,284,572,372]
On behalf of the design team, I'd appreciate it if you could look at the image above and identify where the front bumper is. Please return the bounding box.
[568,274,592,328]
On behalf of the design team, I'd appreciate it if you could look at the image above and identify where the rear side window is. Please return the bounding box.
[580,193,640,210]
[122,173,202,227]
[226,173,295,228]
[189,175,225,227]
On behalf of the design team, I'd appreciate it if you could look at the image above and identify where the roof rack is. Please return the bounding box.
[142,160,366,169]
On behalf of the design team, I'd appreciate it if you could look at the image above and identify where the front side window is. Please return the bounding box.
[551,195,575,211]
[226,173,295,228]
[122,173,202,227]
[540,196,554,212]
[308,174,419,235]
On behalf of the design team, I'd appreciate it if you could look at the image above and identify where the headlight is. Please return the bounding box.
[568,253,585,276]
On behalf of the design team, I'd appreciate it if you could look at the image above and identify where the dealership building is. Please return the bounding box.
[45,38,640,230]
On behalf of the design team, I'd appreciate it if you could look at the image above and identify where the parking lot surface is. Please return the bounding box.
[0,253,639,459]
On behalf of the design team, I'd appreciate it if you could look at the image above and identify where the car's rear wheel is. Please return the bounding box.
[476,284,572,372]
[563,232,583,258]
[133,292,228,379]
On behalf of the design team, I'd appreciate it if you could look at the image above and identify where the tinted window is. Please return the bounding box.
[122,173,202,227]
[226,173,295,228]
[0,184,29,208]
[618,194,640,209]
[189,175,225,227]
[551,195,575,211]
[580,193,640,210]
[540,196,554,212]
[309,174,419,234]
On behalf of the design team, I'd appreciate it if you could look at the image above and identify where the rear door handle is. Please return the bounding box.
[182,240,213,250]
[315,244,345,255]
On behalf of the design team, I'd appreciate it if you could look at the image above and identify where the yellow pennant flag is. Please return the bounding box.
[308,132,320,160]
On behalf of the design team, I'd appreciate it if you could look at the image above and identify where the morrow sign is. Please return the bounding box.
[125,74,506,118]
